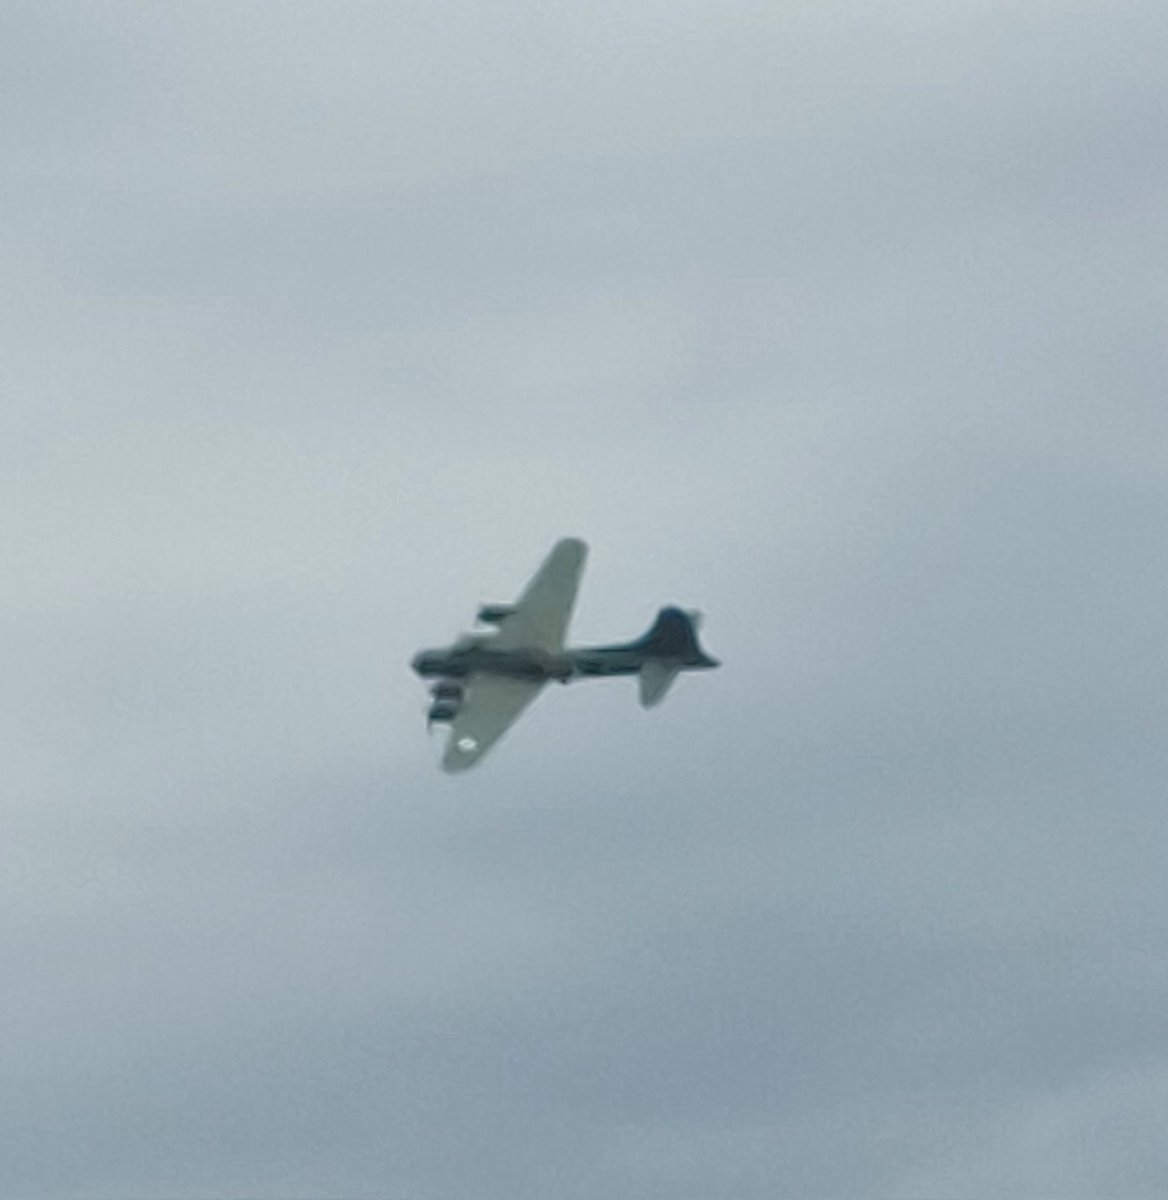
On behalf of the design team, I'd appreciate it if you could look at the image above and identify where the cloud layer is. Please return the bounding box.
[5,2,1168,1196]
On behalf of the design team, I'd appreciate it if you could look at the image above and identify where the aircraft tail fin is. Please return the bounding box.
[639,661,681,708]
[635,607,720,667]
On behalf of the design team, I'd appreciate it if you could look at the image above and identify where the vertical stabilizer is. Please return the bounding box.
[639,661,681,708]
[636,607,719,667]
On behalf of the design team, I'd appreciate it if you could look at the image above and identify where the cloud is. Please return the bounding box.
[4,2,1168,1197]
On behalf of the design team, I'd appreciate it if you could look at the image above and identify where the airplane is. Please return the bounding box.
[410,538,720,772]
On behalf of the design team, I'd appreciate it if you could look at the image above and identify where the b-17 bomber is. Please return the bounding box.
[411,538,719,772]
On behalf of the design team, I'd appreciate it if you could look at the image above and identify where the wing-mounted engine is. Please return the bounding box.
[428,681,464,724]
[476,604,516,626]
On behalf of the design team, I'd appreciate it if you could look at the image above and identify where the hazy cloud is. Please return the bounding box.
[4,2,1168,1197]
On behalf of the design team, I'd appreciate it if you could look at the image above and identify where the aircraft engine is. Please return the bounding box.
[476,604,515,625]
[428,681,464,723]
[428,699,459,723]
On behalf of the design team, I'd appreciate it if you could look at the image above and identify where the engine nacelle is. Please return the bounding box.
[428,680,464,723]
[476,604,515,625]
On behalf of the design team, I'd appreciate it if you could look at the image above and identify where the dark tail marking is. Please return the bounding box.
[635,607,719,666]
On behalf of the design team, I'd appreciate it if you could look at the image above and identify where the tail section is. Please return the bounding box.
[636,607,720,667]
[639,660,681,708]
[634,606,719,707]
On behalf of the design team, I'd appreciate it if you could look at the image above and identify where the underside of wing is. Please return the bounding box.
[492,538,588,653]
[441,676,544,773]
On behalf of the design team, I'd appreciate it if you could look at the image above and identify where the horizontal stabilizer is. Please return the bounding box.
[639,661,680,708]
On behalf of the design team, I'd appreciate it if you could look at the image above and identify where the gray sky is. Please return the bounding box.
[4,2,1168,1197]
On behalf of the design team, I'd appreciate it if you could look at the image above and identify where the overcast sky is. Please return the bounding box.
[4,2,1168,1197]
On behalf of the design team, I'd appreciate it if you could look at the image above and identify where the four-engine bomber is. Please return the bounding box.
[410,539,719,772]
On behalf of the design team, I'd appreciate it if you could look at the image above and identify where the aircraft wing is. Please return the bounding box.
[441,676,545,773]
[491,537,588,653]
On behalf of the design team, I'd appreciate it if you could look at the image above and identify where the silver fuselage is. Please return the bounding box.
[411,644,571,682]
[411,641,713,685]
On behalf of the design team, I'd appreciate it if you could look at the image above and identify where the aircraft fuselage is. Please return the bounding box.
[412,607,719,687]
[410,643,655,684]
